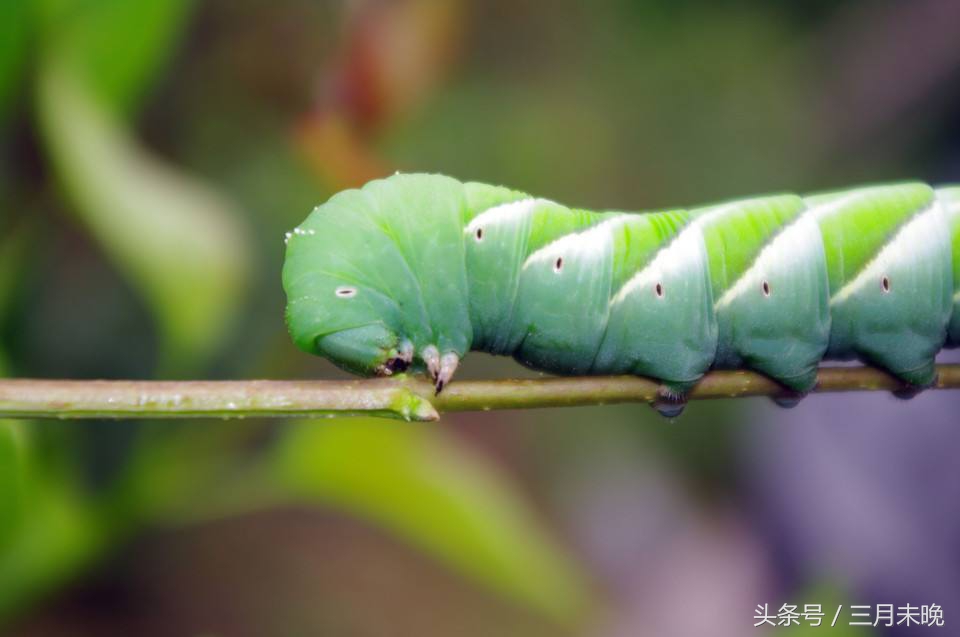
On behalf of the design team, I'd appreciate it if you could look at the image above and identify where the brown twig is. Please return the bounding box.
[0,365,957,422]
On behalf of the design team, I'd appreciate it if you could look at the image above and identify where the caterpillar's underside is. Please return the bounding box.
[283,173,960,414]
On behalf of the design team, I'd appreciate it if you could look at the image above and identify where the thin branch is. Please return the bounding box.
[1,365,957,422]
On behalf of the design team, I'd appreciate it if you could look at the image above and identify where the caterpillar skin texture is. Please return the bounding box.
[283,173,960,405]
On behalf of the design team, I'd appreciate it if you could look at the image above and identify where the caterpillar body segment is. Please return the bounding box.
[689,195,830,394]
[940,186,960,346]
[282,173,959,406]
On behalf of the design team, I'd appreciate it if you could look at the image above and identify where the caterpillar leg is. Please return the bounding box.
[436,352,460,394]
[651,379,699,419]
[421,345,441,380]
[771,393,805,409]
[891,386,925,401]
[889,361,938,400]
[759,366,818,409]
[419,345,460,394]
[889,359,938,388]
[853,339,939,400]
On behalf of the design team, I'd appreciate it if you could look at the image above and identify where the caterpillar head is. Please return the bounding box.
[315,323,413,377]
[285,278,452,387]
[284,278,412,377]
[283,173,470,390]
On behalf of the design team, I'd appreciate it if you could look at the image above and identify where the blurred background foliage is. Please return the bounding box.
[1,0,959,634]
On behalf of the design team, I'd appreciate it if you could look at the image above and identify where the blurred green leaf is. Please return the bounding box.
[0,350,25,581]
[0,226,27,319]
[0,412,105,623]
[38,0,194,116]
[0,419,25,545]
[270,418,592,625]
[0,0,29,121]
[0,468,103,622]
[36,60,250,370]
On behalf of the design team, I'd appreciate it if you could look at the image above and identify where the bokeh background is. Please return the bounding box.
[2,0,960,634]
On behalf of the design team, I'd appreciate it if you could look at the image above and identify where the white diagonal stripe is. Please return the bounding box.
[829,200,944,305]
[807,191,868,222]
[713,213,823,311]
[610,222,707,306]
[521,214,633,272]
[464,198,548,236]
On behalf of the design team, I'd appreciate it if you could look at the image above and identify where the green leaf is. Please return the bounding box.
[0,408,104,623]
[0,225,27,319]
[0,420,26,546]
[38,0,194,116]
[0,468,103,623]
[0,354,18,546]
[0,0,30,121]
[36,60,250,370]
[270,418,593,625]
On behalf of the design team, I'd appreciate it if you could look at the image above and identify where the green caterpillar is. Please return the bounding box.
[282,173,960,415]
